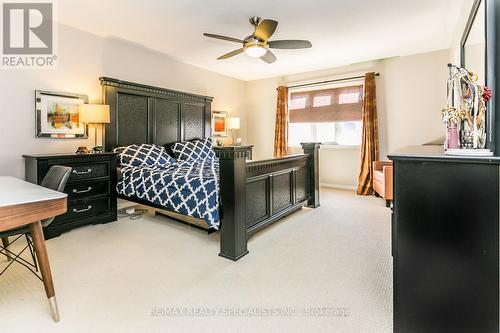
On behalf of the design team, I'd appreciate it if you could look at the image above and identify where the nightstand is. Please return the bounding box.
[23,153,117,239]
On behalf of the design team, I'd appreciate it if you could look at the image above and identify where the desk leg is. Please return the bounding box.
[1,237,11,261]
[29,221,60,322]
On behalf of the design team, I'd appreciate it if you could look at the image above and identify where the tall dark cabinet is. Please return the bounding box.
[389,146,499,333]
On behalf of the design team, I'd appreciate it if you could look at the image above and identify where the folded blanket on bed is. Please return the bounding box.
[117,158,220,229]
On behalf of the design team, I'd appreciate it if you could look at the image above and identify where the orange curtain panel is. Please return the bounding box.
[357,72,379,195]
[274,86,289,158]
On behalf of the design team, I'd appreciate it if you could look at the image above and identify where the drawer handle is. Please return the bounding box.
[73,168,92,175]
[72,187,92,194]
[73,205,92,213]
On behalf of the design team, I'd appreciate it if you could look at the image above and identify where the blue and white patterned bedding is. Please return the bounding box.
[117,155,221,230]
[171,138,216,161]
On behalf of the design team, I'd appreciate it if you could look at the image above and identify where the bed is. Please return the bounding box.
[118,158,220,228]
[101,77,320,261]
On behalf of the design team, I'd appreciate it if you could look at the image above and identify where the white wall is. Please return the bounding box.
[379,51,448,157]
[318,147,360,189]
[0,24,247,178]
[246,49,450,188]
[245,76,284,159]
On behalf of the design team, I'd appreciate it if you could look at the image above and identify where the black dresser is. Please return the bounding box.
[389,146,499,333]
[23,153,117,239]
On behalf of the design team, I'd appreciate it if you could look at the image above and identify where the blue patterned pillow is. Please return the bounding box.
[171,138,216,161]
[115,144,176,168]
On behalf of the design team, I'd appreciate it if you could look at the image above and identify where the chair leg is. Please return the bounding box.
[25,234,38,272]
[1,237,11,261]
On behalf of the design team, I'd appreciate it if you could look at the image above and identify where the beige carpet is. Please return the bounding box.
[0,189,392,333]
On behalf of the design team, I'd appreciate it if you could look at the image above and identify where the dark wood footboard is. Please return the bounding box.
[215,143,320,261]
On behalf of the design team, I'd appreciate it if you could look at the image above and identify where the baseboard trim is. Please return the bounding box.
[320,183,357,191]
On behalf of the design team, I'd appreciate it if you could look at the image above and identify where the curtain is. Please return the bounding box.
[274,86,289,158]
[357,72,379,195]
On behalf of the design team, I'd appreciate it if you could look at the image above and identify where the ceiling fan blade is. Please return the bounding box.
[254,19,278,41]
[203,33,244,44]
[268,40,312,49]
[260,50,277,64]
[217,48,245,60]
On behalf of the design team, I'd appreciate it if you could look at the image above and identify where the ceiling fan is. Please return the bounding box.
[203,17,312,64]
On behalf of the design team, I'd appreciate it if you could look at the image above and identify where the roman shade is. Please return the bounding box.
[289,85,363,123]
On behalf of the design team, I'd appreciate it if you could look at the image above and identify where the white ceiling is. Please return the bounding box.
[58,0,466,81]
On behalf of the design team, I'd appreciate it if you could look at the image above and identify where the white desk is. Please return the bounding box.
[0,176,67,322]
[0,176,66,207]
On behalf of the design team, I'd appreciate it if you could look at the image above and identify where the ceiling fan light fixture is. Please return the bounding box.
[244,44,267,58]
[203,17,311,63]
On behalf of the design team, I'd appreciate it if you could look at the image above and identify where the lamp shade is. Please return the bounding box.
[227,117,240,130]
[79,104,110,124]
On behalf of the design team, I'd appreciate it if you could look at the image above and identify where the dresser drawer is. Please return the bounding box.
[53,197,110,225]
[67,163,109,181]
[65,179,110,200]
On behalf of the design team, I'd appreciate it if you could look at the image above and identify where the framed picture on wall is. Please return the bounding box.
[212,110,228,137]
[35,90,89,138]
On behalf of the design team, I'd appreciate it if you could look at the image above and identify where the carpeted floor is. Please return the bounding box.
[0,189,392,333]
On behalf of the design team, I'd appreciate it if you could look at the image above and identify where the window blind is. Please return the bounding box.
[289,85,363,123]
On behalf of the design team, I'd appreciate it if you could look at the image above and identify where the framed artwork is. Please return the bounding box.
[212,111,228,137]
[35,90,89,138]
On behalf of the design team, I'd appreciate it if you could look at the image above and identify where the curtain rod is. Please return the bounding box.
[282,72,381,90]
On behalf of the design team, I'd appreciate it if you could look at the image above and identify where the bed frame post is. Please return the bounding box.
[301,142,321,208]
[214,146,249,261]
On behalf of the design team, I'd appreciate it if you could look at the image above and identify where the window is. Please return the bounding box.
[288,84,363,146]
[313,95,331,107]
[339,92,360,104]
[288,122,362,146]
[289,96,306,109]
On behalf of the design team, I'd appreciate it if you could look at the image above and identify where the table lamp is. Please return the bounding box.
[79,104,110,153]
[227,117,240,146]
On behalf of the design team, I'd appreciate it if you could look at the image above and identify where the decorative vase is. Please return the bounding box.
[447,123,459,149]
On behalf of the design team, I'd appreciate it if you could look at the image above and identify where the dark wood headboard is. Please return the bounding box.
[100,77,213,150]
